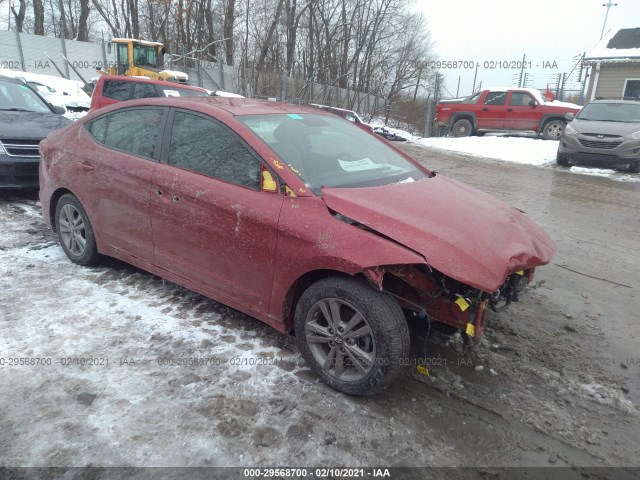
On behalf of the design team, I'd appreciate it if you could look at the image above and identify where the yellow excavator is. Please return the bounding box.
[96,38,189,84]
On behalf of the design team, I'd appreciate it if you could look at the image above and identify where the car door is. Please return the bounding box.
[80,107,166,263]
[503,91,539,131]
[478,91,507,129]
[151,109,284,312]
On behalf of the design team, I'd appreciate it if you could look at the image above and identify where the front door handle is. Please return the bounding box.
[77,161,94,172]
[482,108,489,112]
[507,108,513,112]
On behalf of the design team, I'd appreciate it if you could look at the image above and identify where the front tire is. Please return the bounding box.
[556,149,569,166]
[542,120,565,140]
[451,119,473,137]
[55,193,100,266]
[294,277,409,396]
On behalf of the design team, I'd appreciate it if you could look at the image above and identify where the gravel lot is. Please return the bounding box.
[1,143,639,474]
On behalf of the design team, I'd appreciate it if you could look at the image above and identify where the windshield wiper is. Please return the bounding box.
[0,108,36,112]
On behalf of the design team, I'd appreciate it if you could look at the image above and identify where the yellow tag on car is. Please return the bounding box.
[416,365,430,377]
[466,323,475,337]
[516,270,524,276]
[455,297,470,311]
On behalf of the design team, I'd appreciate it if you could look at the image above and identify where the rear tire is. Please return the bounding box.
[542,120,565,140]
[628,161,640,173]
[451,119,473,137]
[294,277,409,396]
[55,193,100,266]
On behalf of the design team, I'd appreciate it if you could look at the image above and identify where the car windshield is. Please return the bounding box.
[0,80,51,113]
[577,102,640,122]
[239,113,428,194]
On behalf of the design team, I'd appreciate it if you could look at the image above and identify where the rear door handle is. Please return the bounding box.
[507,108,513,112]
[77,161,94,172]
[482,108,489,112]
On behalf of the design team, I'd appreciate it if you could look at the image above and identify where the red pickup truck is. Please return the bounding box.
[436,88,581,140]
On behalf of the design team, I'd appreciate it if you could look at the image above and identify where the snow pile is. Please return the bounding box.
[417,136,559,166]
[570,166,640,182]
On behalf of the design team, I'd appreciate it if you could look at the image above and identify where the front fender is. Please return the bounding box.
[269,196,426,322]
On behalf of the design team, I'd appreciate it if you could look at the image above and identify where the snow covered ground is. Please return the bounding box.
[416,136,640,183]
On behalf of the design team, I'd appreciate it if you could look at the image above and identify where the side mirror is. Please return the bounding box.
[50,104,66,115]
[565,113,575,122]
[528,100,537,107]
[261,168,278,193]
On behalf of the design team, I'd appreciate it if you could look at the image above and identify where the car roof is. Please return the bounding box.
[103,96,335,116]
[590,98,640,104]
[0,74,26,84]
[97,75,207,92]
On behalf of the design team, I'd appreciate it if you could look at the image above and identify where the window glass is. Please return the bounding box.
[462,92,482,104]
[133,83,158,99]
[624,80,640,98]
[484,92,507,105]
[168,111,261,189]
[161,87,208,97]
[509,92,534,106]
[239,114,427,195]
[0,81,51,113]
[103,81,131,101]
[103,108,163,158]
[88,116,108,143]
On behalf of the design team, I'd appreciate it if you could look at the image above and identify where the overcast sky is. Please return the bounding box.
[414,0,640,98]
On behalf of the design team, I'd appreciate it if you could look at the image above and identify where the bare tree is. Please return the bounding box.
[223,0,236,65]
[11,0,27,32]
[33,0,45,35]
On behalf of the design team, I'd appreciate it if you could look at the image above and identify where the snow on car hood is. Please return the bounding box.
[322,176,555,292]
[544,100,582,110]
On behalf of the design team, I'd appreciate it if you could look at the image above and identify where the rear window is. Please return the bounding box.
[161,87,207,97]
[102,81,131,101]
[85,108,164,159]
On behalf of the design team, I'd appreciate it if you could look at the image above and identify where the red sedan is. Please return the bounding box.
[39,97,555,395]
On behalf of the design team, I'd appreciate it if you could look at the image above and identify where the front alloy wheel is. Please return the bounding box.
[295,277,409,395]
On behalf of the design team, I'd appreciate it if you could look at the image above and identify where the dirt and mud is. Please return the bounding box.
[1,144,638,475]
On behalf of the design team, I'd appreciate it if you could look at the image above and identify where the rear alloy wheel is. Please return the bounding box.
[451,119,473,137]
[542,120,565,140]
[295,277,409,396]
[55,193,100,266]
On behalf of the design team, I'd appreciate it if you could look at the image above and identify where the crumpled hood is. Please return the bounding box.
[322,176,555,292]
[0,111,70,139]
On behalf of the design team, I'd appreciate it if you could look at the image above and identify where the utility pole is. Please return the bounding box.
[518,53,526,87]
[472,63,479,93]
[600,1,618,39]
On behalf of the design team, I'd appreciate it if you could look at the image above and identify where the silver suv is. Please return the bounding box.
[556,98,640,173]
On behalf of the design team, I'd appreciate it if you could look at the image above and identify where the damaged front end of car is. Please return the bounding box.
[362,263,535,342]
